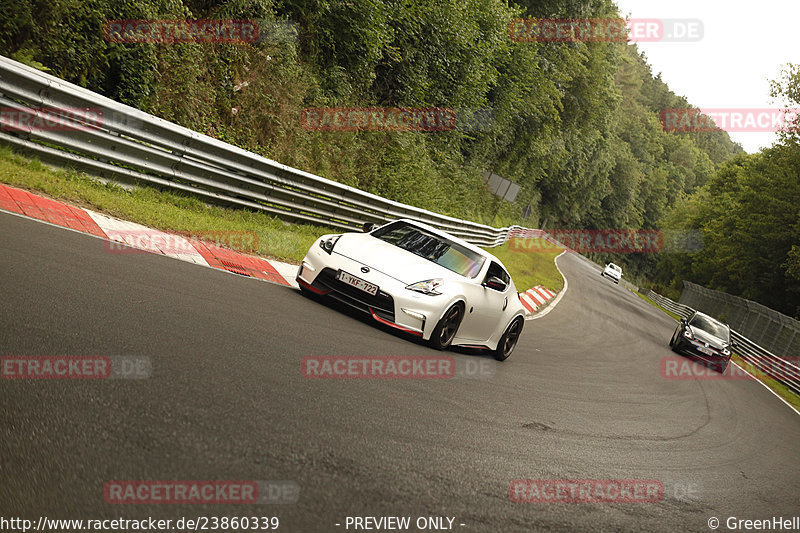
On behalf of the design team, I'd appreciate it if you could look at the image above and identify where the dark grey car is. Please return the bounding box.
[669,311,735,373]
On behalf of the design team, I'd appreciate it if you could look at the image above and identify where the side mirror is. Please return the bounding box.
[362,222,377,233]
[680,318,687,326]
[731,341,739,349]
[484,276,507,292]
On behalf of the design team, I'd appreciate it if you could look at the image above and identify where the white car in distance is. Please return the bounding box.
[601,262,623,284]
[296,219,527,360]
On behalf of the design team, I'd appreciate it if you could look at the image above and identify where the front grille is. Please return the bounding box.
[679,341,724,360]
[691,345,723,357]
[312,268,395,322]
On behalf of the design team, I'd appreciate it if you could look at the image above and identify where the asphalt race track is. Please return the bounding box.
[2,210,799,532]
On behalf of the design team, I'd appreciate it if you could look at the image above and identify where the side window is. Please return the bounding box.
[484,261,510,290]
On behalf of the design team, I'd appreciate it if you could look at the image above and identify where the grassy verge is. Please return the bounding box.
[631,290,683,321]
[630,285,800,412]
[0,147,562,293]
[490,238,565,293]
[0,146,330,263]
[730,355,800,411]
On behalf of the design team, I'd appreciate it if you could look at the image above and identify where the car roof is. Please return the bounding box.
[381,218,508,271]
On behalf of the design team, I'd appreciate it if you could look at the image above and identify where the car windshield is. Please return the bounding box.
[371,221,485,278]
[610,264,621,271]
[689,315,730,342]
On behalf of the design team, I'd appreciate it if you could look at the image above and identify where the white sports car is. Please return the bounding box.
[601,262,622,284]
[296,219,527,360]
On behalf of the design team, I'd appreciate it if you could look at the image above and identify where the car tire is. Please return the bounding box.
[669,329,682,352]
[429,303,464,350]
[494,317,524,361]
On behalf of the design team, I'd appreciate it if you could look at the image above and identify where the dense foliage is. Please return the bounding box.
[7,0,795,318]
[657,65,800,318]
[0,0,740,225]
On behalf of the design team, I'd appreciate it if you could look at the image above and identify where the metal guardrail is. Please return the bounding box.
[0,55,533,247]
[680,281,800,359]
[646,290,693,320]
[646,290,800,396]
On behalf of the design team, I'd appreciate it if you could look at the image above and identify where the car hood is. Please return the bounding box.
[332,233,472,285]
[688,327,728,349]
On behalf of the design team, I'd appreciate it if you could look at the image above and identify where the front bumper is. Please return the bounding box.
[297,246,452,340]
[674,338,731,366]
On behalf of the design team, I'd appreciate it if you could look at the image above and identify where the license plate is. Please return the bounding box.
[697,346,715,356]
[337,270,378,296]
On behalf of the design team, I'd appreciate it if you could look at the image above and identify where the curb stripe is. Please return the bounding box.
[520,284,558,318]
[528,290,547,305]
[519,295,538,313]
[0,184,107,237]
[0,183,295,288]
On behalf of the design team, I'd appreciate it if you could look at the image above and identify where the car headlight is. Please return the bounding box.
[319,235,341,255]
[722,347,730,356]
[405,279,443,295]
[683,329,693,339]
